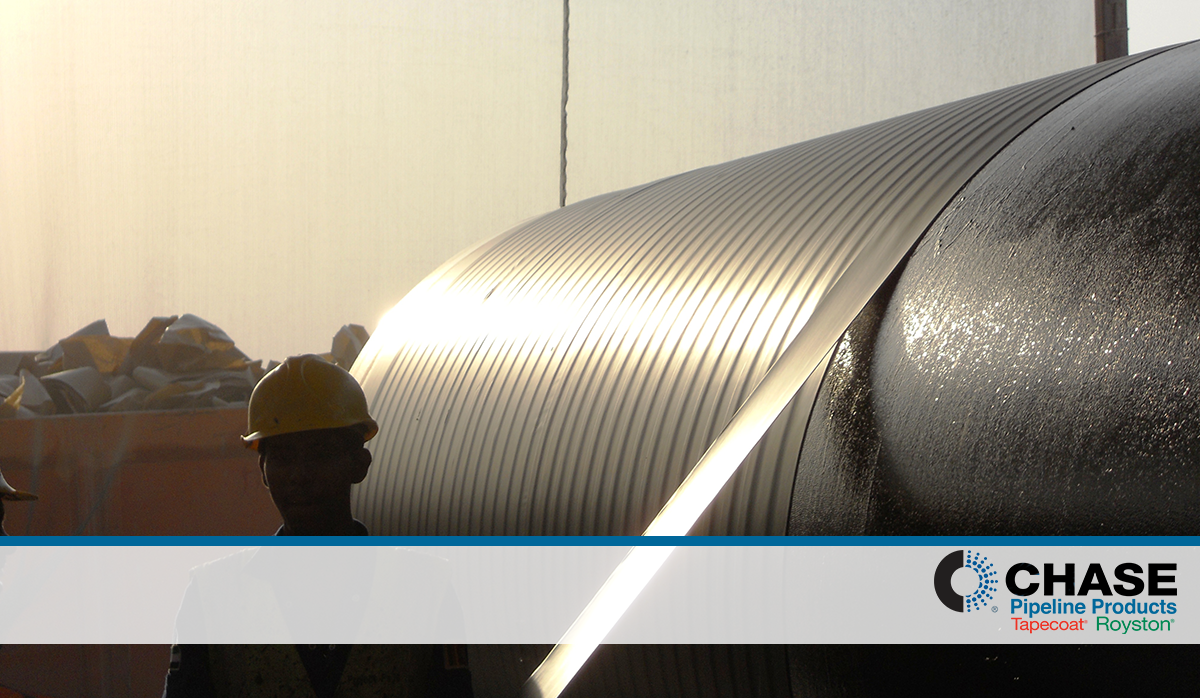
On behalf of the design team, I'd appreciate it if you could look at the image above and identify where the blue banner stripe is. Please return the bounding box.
[1,535,1197,546]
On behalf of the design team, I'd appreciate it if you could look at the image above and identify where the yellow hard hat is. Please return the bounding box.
[0,468,37,501]
[242,354,379,449]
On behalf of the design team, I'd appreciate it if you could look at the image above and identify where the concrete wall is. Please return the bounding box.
[0,1,1093,364]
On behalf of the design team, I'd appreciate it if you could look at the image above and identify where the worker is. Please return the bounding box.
[243,353,381,537]
[0,466,37,609]
[0,467,38,536]
[164,355,472,697]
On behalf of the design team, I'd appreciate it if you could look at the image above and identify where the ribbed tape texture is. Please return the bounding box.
[351,51,1161,536]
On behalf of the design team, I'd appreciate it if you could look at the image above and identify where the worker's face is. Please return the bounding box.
[257,428,371,535]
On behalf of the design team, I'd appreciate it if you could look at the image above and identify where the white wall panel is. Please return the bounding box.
[0,1,1093,363]
[566,0,1094,203]
[0,0,562,362]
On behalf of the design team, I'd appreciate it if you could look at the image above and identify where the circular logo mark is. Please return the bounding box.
[934,549,998,613]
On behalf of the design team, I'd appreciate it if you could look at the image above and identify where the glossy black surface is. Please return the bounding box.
[791,42,1200,535]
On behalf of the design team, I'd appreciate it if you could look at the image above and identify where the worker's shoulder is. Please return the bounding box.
[189,547,259,576]
[380,545,449,566]
[184,546,452,592]
[185,548,275,593]
[375,546,453,585]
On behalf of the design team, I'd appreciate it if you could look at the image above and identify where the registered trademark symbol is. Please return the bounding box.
[991,606,998,613]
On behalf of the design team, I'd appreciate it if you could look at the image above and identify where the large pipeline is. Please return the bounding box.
[352,42,1199,697]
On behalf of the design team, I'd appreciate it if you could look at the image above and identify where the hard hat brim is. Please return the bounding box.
[0,489,38,502]
[0,471,37,501]
[242,418,379,450]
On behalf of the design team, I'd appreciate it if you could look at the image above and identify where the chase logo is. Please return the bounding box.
[934,550,998,613]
